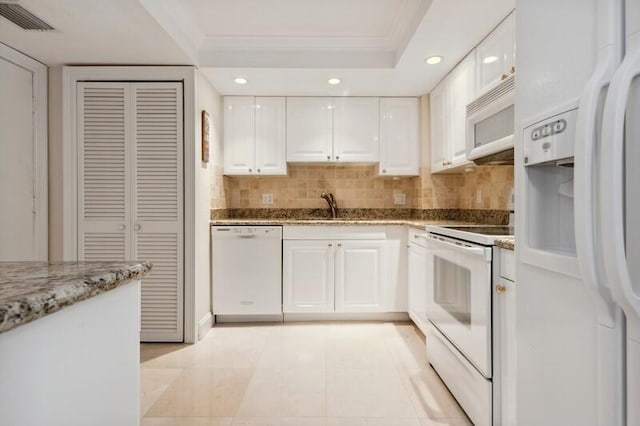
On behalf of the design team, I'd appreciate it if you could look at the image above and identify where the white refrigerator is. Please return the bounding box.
[516,0,638,425]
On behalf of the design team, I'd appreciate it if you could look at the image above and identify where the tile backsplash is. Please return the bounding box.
[222,164,415,209]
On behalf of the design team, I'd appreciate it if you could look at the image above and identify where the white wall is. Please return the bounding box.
[194,71,222,338]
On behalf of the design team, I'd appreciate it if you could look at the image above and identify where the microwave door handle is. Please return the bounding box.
[424,234,490,260]
[600,43,640,343]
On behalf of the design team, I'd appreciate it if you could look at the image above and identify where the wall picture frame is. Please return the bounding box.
[201,110,210,163]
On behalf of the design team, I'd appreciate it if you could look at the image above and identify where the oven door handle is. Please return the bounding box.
[423,234,492,261]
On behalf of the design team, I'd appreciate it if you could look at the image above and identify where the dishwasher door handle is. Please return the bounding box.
[238,234,257,238]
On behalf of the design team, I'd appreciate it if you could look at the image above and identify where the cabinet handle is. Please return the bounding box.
[119,224,126,231]
[382,169,387,173]
[335,156,340,160]
[257,168,261,173]
[248,168,252,173]
[327,155,331,160]
[337,243,342,247]
[134,224,142,231]
[328,243,333,247]
[496,284,507,294]
[501,73,509,81]
[511,66,515,74]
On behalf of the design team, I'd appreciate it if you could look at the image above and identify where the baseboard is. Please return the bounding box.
[283,312,410,322]
[197,312,213,340]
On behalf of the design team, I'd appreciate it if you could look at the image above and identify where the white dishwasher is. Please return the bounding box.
[211,226,282,316]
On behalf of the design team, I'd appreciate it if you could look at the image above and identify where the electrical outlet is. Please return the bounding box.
[393,193,406,205]
[262,193,273,205]
[476,190,482,204]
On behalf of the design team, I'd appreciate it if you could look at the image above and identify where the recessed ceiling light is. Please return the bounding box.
[234,77,248,85]
[483,56,499,64]
[328,78,342,85]
[425,56,443,65]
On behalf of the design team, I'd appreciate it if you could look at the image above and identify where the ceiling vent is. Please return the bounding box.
[0,3,54,31]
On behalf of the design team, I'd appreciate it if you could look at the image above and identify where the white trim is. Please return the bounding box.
[62,66,197,343]
[283,312,410,322]
[197,312,213,340]
[0,43,48,261]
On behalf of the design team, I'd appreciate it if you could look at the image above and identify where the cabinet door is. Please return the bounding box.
[283,240,335,313]
[77,82,131,262]
[255,97,287,175]
[495,277,516,425]
[379,98,419,176]
[286,97,333,162]
[476,12,515,96]
[333,97,379,162]
[335,240,387,312]
[448,53,476,167]
[429,82,449,173]
[223,96,255,175]
[408,243,428,333]
[132,83,184,342]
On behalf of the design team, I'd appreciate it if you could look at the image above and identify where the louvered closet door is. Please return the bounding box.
[132,83,184,342]
[78,83,131,262]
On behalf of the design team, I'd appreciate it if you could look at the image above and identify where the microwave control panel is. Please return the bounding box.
[523,108,577,166]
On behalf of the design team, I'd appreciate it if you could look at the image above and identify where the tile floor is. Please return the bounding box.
[140,322,471,426]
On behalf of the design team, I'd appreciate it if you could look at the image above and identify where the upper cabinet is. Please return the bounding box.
[286,97,333,162]
[379,98,420,176]
[223,96,287,176]
[332,97,379,162]
[287,97,379,163]
[475,12,516,96]
[430,52,476,173]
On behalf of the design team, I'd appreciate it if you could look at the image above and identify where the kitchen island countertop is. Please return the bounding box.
[0,261,152,334]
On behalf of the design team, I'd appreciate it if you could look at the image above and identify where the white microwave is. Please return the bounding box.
[466,75,515,162]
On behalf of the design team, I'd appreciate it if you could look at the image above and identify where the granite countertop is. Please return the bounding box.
[0,261,152,334]
[495,237,515,251]
[210,218,475,230]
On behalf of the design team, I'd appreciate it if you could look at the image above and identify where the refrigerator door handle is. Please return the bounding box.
[600,43,640,343]
[574,46,618,323]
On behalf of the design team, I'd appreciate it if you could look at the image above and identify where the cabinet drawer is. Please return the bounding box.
[500,248,515,281]
[407,227,428,247]
[427,323,492,426]
[283,225,387,240]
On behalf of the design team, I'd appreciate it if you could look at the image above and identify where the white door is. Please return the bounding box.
[335,240,387,312]
[78,83,131,263]
[286,97,333,162]
[223,96,255,175]
[379,98,419,176]
[449,53,476,167]
[131,84,184,342]
[475,12,515,95]
[283,240,335,312]
[408,242,428,332]
[0,47,46,261]
[430,82,449,172]
[333,97,379,162]
[255,97,287,175]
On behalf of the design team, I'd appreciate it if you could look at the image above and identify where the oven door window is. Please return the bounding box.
[433,256,471,329]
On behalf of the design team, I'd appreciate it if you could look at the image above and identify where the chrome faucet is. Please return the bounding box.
[320,192,338,218]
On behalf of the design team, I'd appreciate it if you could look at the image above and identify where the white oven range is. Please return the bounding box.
[421,225,513,426]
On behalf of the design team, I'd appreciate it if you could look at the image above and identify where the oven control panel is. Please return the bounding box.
[523,108,577,166]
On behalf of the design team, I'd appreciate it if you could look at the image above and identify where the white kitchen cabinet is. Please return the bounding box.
[379,98,420,176]
[430,52,476,174]
[286,97,333,162]
[287,97,379,163]
[335,240,387,312]
[223,96,287,175]
[408,230,428,334]
[476,12,515,96]
[495,248,516,426]
[283,240,335,313]
[332,97,379,162]
[78,82,184,342]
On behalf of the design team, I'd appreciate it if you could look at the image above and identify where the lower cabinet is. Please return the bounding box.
[408,240,428,333]
[283,239,386,313]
